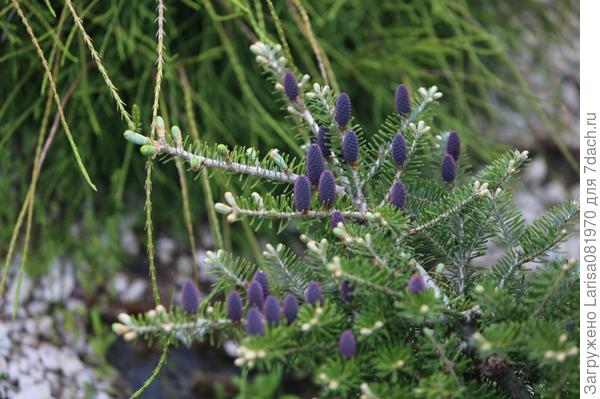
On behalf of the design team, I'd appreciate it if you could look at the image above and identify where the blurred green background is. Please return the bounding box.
[1,0,578,291]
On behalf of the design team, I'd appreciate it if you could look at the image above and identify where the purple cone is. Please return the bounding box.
[391,133,408,167]
[318,171,337,206]
[283,294,298,324]
[441,154,457,182]
[339,330,357,359]
[342,130,359,166]
[331,211,345,228]
[305,281,323,305]
[248,280,264,309]
[446,130,461,161]
[306,144,325,185]
[263,295,280,325]
[180,279,201,314]
[246,307,265,336]
[294,176,312,211]
[408,273,427,294]
[226,290,243,322]
[339,280,355,302]
[395,84,410,115]
[317,126,331,158]
[283,72,298,101]
[335,92,352,127]
[252,270,270,297]
[388,180,407,209]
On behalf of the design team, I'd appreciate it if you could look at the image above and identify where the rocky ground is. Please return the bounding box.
[0,261,114,399]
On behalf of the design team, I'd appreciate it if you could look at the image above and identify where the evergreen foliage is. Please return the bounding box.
[113,37,579,398]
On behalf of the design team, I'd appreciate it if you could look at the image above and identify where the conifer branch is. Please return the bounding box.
[163,143,297,184]
[406,187,484,236]
[116,316,230,338]
[140,138,347,193]
[219,205,385,225]
[497,201,578,288]
[364,87,440,185]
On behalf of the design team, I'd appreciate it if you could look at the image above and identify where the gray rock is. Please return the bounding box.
[7,360,20,381]
[13,382,53,399]
[21,345,40,365]
[27,301,48,316]
[121,279,147,303]
[39,344,61,371]
[42,260,75,303]
[112,272,129,296]
[176,255,194,278]
[157,236,177,265]
[121,229,140,257]
[514,191,545,223]
[542,181,567,204]
[59,353,84,377]
[6,271,32,310]
[523,158,546,186]
[37,316,54,336]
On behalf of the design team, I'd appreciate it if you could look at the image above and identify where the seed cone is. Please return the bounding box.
[305,281,323,305]
[318,171,337,206]
[306,144,325,185]
[342,130,359,166]
[408,274,427,294]
[252,270,270,298]
[246,307,265,336]
[294,176,312,211]
[388,180,407,209]
[283,72,298,100]
[441,154,457,182]
[446,130,461,161]
[331,211,345,228]
[395,84,410,115]
[226,290,243,322]
[391,133,408,167]
[335,92,352,127]
[248,280,264,309]
[339,330,357,359]
[283,294,299,324]
[180,279,201,314]
[317,126,331,158]
[263,295,280,325]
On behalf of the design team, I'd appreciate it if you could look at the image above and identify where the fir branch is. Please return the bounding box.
[531,260,576,318]
[163,143,298,184]
[121,317,230,338]
[221,206,383,225]
[263,244,307,296]
[363,87,441,185]
[496,201,579,288]
[406,185,484,236]
[139,138,346,193]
